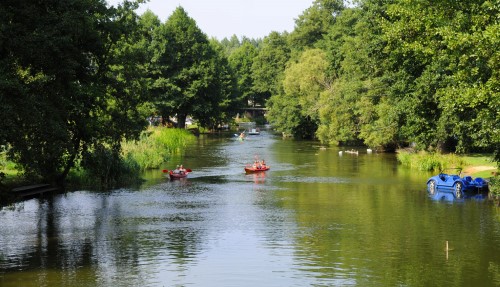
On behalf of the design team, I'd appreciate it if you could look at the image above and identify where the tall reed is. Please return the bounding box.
[122,127,196,170]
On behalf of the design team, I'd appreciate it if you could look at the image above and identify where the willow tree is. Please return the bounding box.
[268,49,328,138]
[316,4,397,148]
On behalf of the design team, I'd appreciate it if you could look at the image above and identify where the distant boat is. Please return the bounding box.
[248,128,260,135]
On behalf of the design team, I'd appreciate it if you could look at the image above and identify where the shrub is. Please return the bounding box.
[396,151,412,167]
[417,154,442,171]
[81,144,141,189]
[489,176,500,197]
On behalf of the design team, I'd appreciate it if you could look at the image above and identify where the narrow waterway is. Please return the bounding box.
[1,129,500,286]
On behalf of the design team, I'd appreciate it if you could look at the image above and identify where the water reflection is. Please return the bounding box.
[1,130,500,286]
[428,190,490,202]
[247,171,266,184]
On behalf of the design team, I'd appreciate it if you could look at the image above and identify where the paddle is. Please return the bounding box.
[163,168,191,173]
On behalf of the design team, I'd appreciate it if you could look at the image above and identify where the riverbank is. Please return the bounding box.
[1,127,197,200]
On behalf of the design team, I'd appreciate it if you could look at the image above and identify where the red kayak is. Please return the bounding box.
[163,168,192,180]
[244,165,270,174]
[169,171,189,179]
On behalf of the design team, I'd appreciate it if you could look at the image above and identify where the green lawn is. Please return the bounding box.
[462,154,496,166]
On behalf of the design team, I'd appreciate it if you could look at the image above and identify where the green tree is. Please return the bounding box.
[290,0,344,49]
[251,31,291,106]
[220,35,242,56]
[268,49,327,138]
[432,1,500,155]
[266,93,302,137]
[316,79,362,145]
[203,39,239,129]
[381,0,499,154]
[312,5,388,146]
[228,41,258,108]
[105,7,159,143]
[150,7,230,129]
[0,0,149,183]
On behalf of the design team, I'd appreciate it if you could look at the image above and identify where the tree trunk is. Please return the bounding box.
[57,136,81,186]
[177,113,187,129]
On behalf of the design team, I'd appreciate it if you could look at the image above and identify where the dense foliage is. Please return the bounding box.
[0,1,238,185]
[1,0,498,186]
[150,7,237,129]
[0,0,152,184]
[260,0,498,162]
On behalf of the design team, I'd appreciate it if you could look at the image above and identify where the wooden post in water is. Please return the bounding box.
[446,241,449,260]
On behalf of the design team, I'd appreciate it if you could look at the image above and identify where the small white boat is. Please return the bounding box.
[248,128,260,135]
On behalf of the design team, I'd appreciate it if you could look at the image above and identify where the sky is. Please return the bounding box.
[106,0,314,40]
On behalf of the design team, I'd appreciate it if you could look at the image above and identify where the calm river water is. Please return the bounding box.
[1,129,500,287]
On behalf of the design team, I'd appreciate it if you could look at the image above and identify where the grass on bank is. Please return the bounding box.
[397,150,497,176]
[397,151,467,171]
[0,150,22,187]
[122,127,196,171]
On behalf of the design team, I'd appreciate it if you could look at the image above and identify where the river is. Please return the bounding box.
[1,128,500,286]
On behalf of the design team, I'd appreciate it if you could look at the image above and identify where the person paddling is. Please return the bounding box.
[173,165,180,174]
[179,164,186,174]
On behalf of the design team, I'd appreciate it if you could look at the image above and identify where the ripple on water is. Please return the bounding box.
[275,175,350,184]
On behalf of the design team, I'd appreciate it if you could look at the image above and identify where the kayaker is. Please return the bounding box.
[179,164,186,174]
[172,165,180,174]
